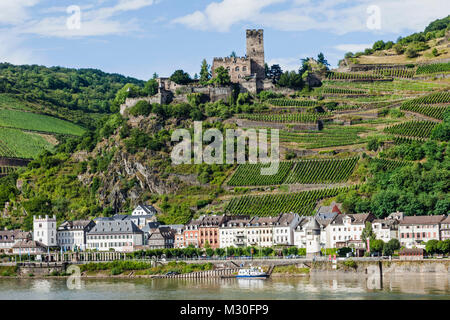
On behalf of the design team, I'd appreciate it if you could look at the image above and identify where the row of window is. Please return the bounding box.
[88,235,132,240]
[88,242,132,248]
[400,232,437,239]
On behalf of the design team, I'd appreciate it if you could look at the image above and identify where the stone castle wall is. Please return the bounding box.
[212,57,252,83]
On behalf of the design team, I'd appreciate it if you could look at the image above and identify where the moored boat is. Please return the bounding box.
[235,266,269,278]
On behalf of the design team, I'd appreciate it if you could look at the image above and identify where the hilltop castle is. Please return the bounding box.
[212,29,273,93]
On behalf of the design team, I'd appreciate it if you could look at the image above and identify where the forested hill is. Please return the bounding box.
[0,63,144,127]
[342,15,450,65]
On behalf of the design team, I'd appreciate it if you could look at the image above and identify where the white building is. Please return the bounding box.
[130,204,158,229]
[57,220,96,251]
[440,216,450,241]
[0,230,31,254]
[372,213,402,242]
[33,215,57,247]
[398,215,446,248]
[219,217,251,248]
[305,218,321,257]
[246,217,278,248]
[86,220,144,252]
[273,213,301,246]
[326,213,375,249]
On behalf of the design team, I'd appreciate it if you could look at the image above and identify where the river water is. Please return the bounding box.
[0,273,449,300]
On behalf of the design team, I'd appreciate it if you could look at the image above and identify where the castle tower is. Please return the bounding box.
[246,29,265,80]
[305,217,321,258]
[33,215,57,247]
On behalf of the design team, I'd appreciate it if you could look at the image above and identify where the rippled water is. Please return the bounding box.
[0,273,449,300]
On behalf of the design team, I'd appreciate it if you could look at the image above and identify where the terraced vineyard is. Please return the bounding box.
[416,62,450,75]
[369,158,411,171]
[266,99,318,107]
[284,157,359,184]
[393,136,426,144]
[327,72,387,81]
[0,127,54,158]
[0,109,85,136]
[239,112,331,123]
[225,187,353,216]
[384,121,437,138]
[279,126,372,149]
[400,91,450,120]
[227,162,293,186]
[320,87,367,95]
[373,68,416,78]
[228,158,359,186]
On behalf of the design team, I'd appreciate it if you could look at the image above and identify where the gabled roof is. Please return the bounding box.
[58,220,94,231]
[399,215,446,226]
[13,240,46,249]
[88,220,143,235]
[142,222,161,233]
[317,201,342,215]
[330,213,374,225]
[133,204,158,215]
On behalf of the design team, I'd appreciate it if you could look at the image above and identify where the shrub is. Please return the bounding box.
[405,47,418,58]
[342,259,357,269]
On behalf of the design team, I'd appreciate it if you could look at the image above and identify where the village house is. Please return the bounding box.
[33,215,57,247]
[183,217,203,248]
[219,217,251,248]
[326,213,375,249]
[147,226,175,249]
[372,212,402,242]
[0,230,31,254]
[86,220,144,252]
[199,215,231,249]
[273,213,301,246]
[246,216,278,248]
[12,240,47,255]
[398,215,446,248]
[440,216,450,241]
[174,228,185,249]
[57,220,96,251]
[129,204,158,229]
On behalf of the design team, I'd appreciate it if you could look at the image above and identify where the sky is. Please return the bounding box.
[0,0,449,80]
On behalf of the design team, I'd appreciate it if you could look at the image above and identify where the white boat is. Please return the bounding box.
[236,266,269,278]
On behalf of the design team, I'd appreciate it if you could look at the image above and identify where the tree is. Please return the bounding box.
[372,40,386,51]
[370,239,385,254]
[317,52,330,66]
[170,70,191,85]
[230,51,237,58]
[393,43,404,55]
[209,66,230,86]
[437,240,450,255]
[143,79,158,96]
[367,138,380,151]
[425,239,439,255]
[383,238,400,256]
[405,47,418,58]
[199,59,211,84]
[268,64,283,83]
[432,48,439,57]
[361,222,376,247]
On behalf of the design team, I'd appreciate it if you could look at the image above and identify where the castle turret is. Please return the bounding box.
[246,29,265,80]
[305,217,321,258]
[33,215,57,247]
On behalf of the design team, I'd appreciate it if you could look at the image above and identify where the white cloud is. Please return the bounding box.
[173,0,450,35]
[16,0,157,38]
[266,57,301,72]
[334,44,372,53]
[172,0,286,32]
[0,0,40,25]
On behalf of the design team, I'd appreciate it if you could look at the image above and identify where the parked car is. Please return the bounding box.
[166,271,179,276]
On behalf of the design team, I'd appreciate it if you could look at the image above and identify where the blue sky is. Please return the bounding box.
[0,0,449,80]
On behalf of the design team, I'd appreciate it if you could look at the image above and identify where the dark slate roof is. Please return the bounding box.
[58,220,94,231]
[275,213,298,226]
[199,215,229,227]
[12,240,46,249]
[135,204,158,215]
[142,222,161,233]
[330,213,374,225]
[399,215,446,226]
[88,220,143,235]
[222,217,252,228]
[317,202,342,215]
[148,227,175,240]
[0,230,18,243]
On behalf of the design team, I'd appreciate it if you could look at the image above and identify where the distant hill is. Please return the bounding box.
[341,15,450,66]
[0,63,145,159]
